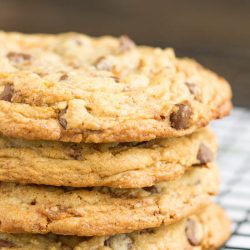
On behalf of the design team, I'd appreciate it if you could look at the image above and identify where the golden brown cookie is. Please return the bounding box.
[0,128,216,188]
[0,164,219,236]
[0,204,231,249]
[0,32,232,143]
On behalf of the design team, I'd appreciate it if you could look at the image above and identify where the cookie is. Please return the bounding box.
[0,32,232,143]
[0,163,219,236]
[0,128,216,188]
[0,203,231,250]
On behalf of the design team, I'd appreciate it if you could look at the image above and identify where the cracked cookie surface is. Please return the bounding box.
[0,164,219,236]
[0,31,232,143]
[0,128,216,188]
[0,204,231,250]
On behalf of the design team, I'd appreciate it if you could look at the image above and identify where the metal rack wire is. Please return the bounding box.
[213,108,250,249]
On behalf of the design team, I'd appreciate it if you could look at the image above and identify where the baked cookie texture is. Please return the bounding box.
[0,164,219,236]
[0,32,232,143]
[0,128,216,188]
[0,204,231,250]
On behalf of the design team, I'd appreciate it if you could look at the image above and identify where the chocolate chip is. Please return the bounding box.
[86,106,92,113]
[44,205,81,220]
[0,84,13,102]
[185,82,201,101]
[7,52,31,63]
[104,235,133,249]
[58,109,67,129]
[30,199,37,205]
[197,143,213,164]
[60,73,69,81]
[185,218,203,246]
[0,239,16,248]
[143,186,160,194]
[95,56,113,71]
[69,144,83,160]
[170,104,192,130]
[119,35,136,52]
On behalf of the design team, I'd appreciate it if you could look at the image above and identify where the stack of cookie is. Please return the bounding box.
[0,31,232,249]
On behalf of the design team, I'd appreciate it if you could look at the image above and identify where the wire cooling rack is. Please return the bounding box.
[212,108,250,249]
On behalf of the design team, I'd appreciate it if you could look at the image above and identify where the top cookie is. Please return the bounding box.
[0,32,232,143]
